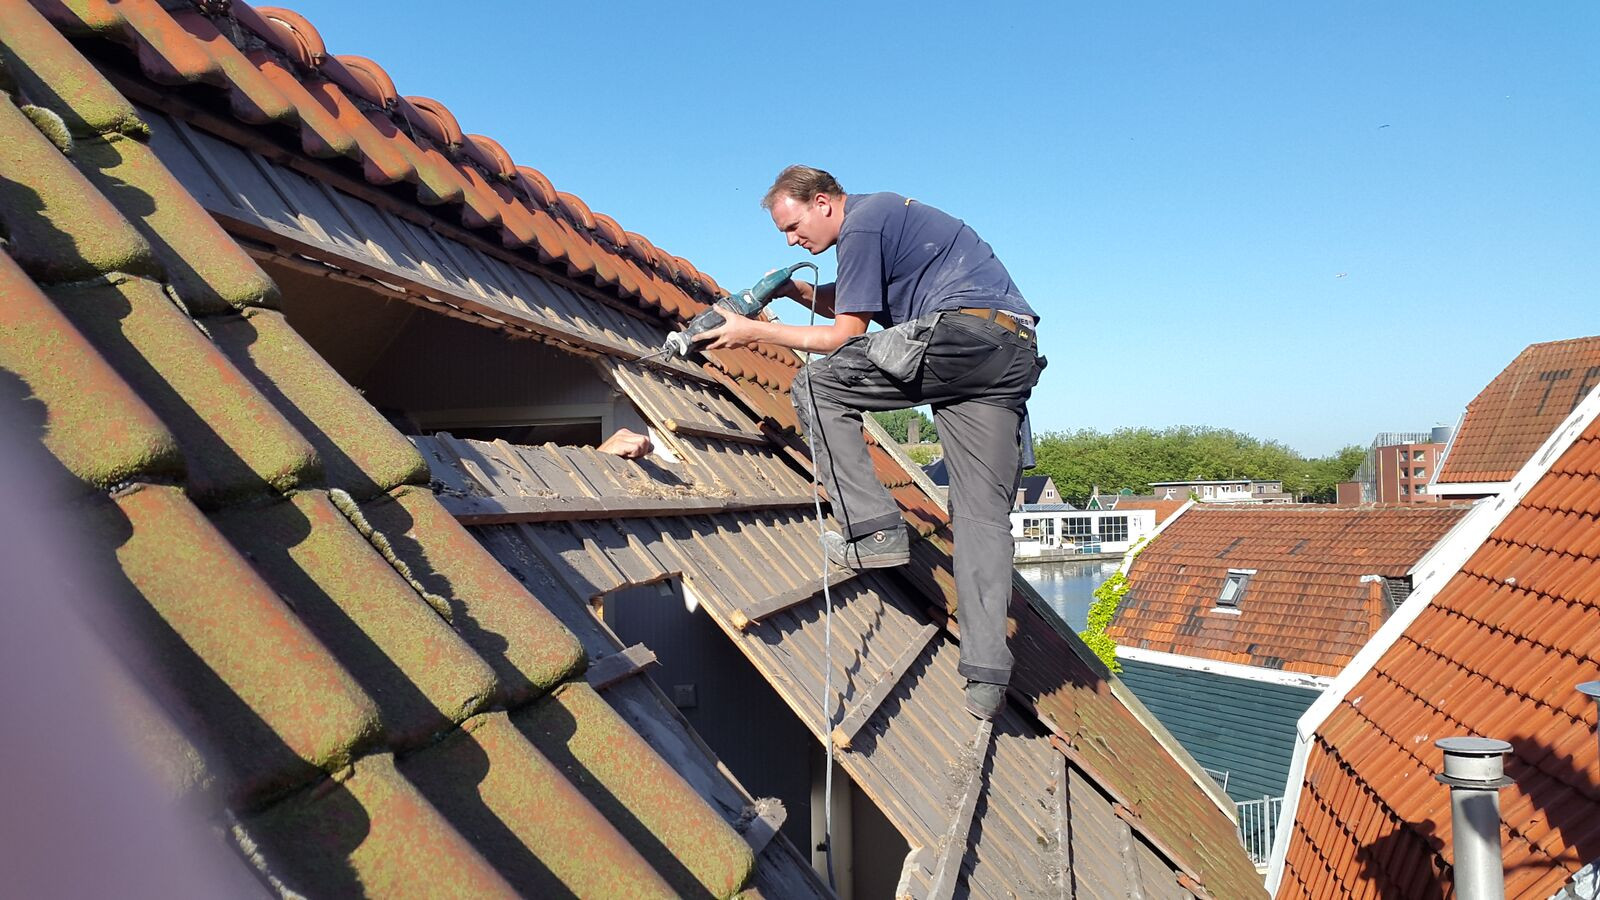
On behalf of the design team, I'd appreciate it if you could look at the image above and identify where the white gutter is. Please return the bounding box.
[1429,480,1511,498]
[1264,383,1600,893]
[1115,646,1332,691]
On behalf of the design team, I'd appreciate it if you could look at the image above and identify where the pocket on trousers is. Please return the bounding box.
[864,313,940,382]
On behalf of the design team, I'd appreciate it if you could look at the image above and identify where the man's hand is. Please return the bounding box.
[698,314,765,350]
[596,428,653,459]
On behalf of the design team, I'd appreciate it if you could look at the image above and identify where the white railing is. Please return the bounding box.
[1236,796,1283,867]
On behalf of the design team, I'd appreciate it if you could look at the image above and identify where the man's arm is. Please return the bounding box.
[698,309,870,355]
[781,280,837,318]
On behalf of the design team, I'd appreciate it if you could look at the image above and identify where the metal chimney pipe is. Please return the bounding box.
[1435,737,1513,900]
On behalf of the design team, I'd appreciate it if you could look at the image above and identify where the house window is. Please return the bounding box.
[1414,467,1426,478]
[1400,484,1410,496]
[1217,569,1255,608]
[1064,517,1093,542]
[1022,518,1043,539]
[1415,484,1427,495]
[1044,518,1056,540]
[1098,516,1129,543]
[1413,450,1426,460]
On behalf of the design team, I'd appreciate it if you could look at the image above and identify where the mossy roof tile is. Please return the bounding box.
[207,309,428,497]
[514,682,757,899]
[398,712,676,898]
[90,484,381,805]
[240,752,517,898]
[211,491,498,749]
[46,276,318,504]
[361,485,585,705]
[0,94,160,283]
[0,249,182,489]
[0,1,144,137]
[68,132,280,313]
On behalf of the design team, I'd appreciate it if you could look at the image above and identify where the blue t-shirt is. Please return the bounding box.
[832,192,1035,328]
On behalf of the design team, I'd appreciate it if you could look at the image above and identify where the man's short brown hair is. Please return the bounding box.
[761,165,844,210]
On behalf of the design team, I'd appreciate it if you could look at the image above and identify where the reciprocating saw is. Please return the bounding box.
[645,261,819,361]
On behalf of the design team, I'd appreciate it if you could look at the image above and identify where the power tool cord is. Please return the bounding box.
[794,266,840,893]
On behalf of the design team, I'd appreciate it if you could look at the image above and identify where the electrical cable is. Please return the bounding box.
[793,264,839,893]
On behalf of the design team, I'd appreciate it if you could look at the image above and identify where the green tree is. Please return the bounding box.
[871,408,938,443]
[1030,427,1368,506]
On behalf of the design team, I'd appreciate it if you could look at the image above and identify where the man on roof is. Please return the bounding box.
[699,165,1045,720]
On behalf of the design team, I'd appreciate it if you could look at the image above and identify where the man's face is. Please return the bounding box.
[769,194,841,255]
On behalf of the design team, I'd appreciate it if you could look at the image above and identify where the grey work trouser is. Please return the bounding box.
[791,310,1045,686]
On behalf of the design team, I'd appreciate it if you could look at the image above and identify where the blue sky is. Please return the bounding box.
[287,2,1597,456]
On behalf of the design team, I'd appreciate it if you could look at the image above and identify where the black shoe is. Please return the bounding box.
[964,681,1006,721]
[823,527,911,570]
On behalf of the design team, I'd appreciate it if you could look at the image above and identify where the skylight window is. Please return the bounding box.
[1217,569,1256,609]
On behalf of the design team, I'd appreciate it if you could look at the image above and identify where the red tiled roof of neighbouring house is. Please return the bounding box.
[1110,496,1188,525]
[1436,335,1600,485]
[2,1,1267,895]
[1274,383,1600,899]
[1109,505,1471,677]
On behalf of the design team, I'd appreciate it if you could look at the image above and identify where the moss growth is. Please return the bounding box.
[328,488,452,620]
[20,104,70,153]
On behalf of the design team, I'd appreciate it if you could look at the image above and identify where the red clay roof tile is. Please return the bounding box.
[463,133,515,179]
[359,485,585,705]
[1280,418,1600,897]
[171,10,297,125]
[1114,505,1469,675]
[298,74,414,183]
[51,276,320,502]
[246,49,359,159]
[71,131,280,313]
[513,682,758,898]
[1438,335,1600,485]
[236,4,324,69]
[91,484,382,804]
[321,53,396,108]
[0,98,161,282]
[397,711,677,897]
[397,94,462,149]
[0,249,182,489]
[211,491,499,749]
[114,0,228,87]
[240,752,518,896]
[513,163,556,208]
[0,1,145,137]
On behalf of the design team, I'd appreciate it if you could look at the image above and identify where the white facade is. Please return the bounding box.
[1148,479,1292,503]
[1011,508,1156,557]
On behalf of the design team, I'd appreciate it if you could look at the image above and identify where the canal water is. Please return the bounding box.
[1016,558,1122,631]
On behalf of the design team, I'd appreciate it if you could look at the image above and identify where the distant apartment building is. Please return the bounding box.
[1339,429,1450,505]
[1148,479,1293,504]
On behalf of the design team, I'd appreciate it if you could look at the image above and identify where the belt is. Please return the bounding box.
[958,307,1034,341]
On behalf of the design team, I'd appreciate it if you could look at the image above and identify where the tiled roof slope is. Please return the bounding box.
[8,1,1266,895]
[0,5,778,896]
[1437,335,1600,485]
[1275,388,1600,898]
[1110,505,1470,676]
[1111,496,1187,524]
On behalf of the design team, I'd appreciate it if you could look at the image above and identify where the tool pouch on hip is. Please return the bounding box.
[863,312,942,382]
